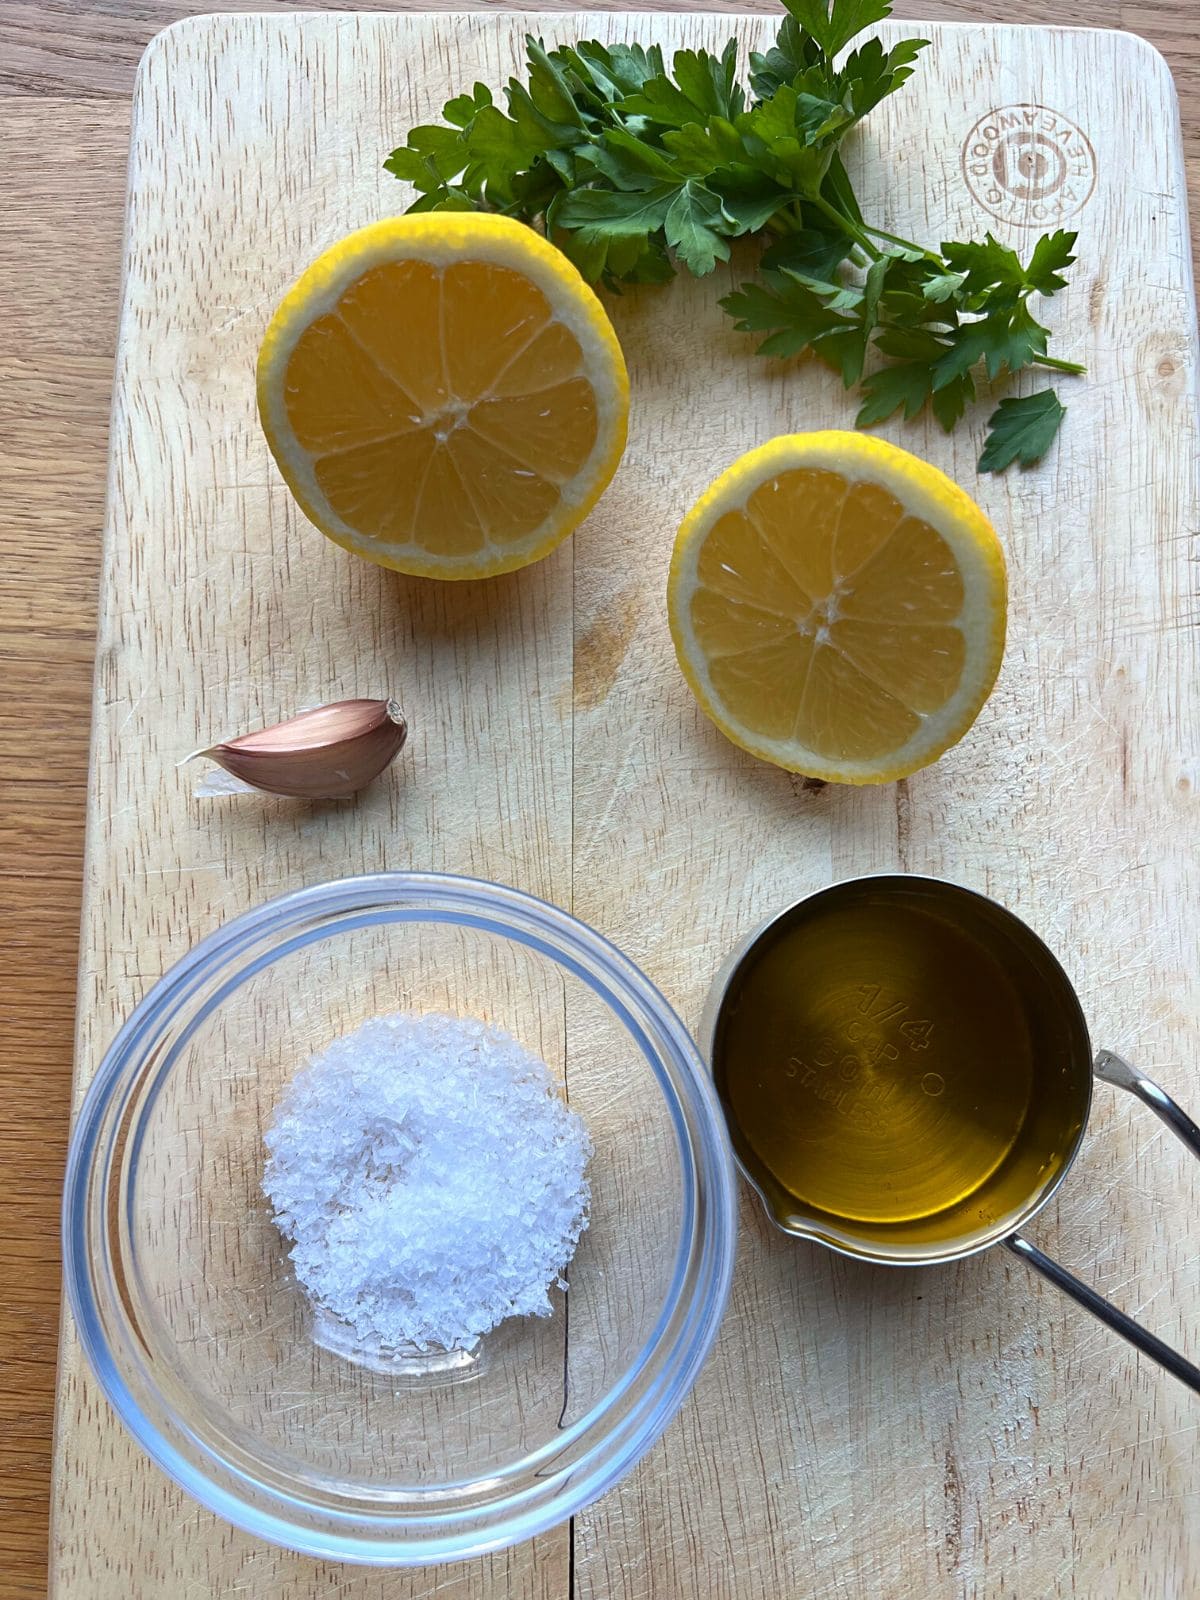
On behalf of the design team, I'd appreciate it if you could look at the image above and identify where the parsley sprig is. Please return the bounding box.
[385,0,1084,469]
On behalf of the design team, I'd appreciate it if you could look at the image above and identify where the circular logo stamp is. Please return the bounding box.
[961,105,1096,226]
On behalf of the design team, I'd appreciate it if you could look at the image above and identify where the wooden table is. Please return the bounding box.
[0,2,1196,1595]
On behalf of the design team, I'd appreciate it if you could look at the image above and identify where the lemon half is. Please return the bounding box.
[257,215,629,579]
[668,432,1007,784]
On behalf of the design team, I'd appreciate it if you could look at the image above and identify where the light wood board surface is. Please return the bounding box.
[9,4,1198,1596]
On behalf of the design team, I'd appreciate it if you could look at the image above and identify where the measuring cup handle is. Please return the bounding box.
[1092,1048,1200,1160]
[1007,1051,1200,1395]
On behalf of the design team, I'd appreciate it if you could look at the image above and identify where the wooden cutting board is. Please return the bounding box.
[52,10,1200,1597]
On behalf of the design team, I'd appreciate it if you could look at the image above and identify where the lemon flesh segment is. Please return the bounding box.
[668,433,1007,784]
[257,215,629,579]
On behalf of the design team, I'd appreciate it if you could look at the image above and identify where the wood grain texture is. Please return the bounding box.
[0,2,1196,1596]
[0,93,131,1600]
[0,0,1194,100]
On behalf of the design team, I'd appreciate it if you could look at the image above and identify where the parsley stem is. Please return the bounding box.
[1033,354,1088,375]
[859,223,941,264]
[808,195,883,261]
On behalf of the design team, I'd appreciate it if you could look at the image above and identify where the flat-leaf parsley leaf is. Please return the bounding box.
[977,390,1067,472]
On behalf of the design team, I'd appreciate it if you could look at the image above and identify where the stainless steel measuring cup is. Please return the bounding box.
[702,874,1200,1393]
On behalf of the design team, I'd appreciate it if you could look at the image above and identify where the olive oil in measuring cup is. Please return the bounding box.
[711,883,1069,1246]
[706,875,1200,1393]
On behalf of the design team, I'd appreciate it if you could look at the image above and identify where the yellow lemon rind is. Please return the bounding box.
[257,214,629,580]
[667,431,1007,785]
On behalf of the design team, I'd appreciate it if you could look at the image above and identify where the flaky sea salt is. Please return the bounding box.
[262,1012,592,1352]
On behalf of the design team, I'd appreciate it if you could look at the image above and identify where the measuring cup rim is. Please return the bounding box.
[701,871,1095,1267]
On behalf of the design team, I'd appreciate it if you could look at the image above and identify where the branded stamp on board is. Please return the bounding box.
[961,105,1096,226]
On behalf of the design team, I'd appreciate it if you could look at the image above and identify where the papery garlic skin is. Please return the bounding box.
[199,698,407,799]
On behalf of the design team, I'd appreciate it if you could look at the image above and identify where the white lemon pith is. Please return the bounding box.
[667,432,1007,784]
[257,214,629,580]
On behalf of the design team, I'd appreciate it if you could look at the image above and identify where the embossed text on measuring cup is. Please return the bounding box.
[778,984,944,1131]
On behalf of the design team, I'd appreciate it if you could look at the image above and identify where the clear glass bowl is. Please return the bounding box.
[62,873,737,1565]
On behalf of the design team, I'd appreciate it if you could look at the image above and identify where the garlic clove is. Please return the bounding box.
[199,698,408,799]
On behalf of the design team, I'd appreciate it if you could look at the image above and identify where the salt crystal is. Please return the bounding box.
[262,1012,592,1352]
